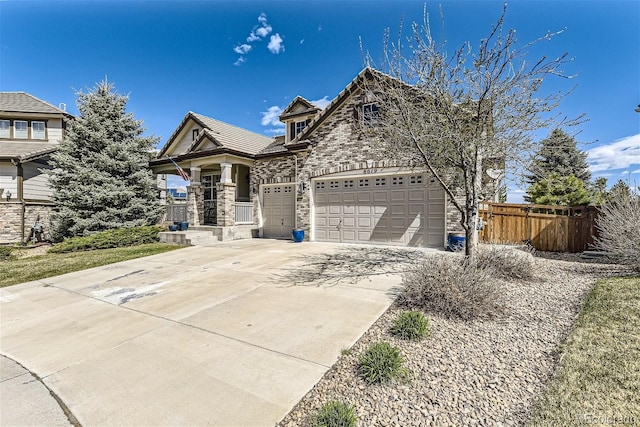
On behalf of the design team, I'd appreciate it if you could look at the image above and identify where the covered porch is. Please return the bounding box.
[151,154,259,241]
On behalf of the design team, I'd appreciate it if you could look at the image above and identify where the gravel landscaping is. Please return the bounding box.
[278,251,625,426]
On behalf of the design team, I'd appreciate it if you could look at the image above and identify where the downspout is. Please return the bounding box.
[294,153,298,229]
[11,158,25,244]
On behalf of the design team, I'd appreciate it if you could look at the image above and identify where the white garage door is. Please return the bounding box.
[262,184,295,239]
[314,174,445,247]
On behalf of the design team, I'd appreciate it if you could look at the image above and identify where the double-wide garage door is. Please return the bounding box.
[314,173,445,247]
[262,184,295,238]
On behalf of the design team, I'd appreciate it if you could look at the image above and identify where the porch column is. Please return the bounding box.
[216,182,236,226]
[190,166,201,184]
[186,184,204,226]
[220,162,232,183]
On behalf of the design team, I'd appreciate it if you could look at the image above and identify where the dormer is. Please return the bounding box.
[279,96,321,143]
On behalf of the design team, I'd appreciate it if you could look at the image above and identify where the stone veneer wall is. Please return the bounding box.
[254,87,464,241]
[0,202,56,243]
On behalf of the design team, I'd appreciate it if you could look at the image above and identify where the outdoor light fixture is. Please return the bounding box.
[298,181,307,194]
[5,191,12,202]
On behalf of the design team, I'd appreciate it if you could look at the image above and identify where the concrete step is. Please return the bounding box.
[159,231,218,246]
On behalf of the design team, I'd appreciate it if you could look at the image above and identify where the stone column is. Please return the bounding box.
[220,162,232,184]
[186,184,204,226]
[216,182,236,226]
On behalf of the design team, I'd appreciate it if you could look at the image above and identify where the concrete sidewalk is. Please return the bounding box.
[0,239,405,426]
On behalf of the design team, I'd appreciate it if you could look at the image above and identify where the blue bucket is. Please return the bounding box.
[447,233,466,251]
[180,221,189,231]
[292,229,305,243]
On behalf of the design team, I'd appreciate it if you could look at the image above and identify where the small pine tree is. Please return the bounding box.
[589,176,609,206]
[608,179,632,203]
[48,80,162,238]
[526,129,591,186]
[526,173,591,206]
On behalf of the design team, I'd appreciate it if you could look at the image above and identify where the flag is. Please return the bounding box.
[169,157,191,181]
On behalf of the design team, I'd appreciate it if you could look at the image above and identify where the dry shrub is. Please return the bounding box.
[594,192,640,272]
[400,255,503,320]
[475,244,535,280]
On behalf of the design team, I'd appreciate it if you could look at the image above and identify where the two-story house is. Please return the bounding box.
[0,92,73,243]
[151,68,471,247]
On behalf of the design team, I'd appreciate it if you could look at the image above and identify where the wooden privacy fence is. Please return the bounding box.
[479,203,599,253]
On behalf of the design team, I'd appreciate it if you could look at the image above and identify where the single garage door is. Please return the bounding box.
[262,184,295,239]
[314,173,445,247]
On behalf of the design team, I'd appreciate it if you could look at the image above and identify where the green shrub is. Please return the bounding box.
[49,226,161,253]
[475,244,534,280]
[400,255,503,320]
[358,342,408,385]
[313,401,357,427]
[390,310,429,340]
[0,246,14,261]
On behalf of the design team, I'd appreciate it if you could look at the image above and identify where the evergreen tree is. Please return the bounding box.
[608,179,632,202]
[48,81,162,238]
[526,129,591,185]
[526,173,591,206]
[589,176,609,206]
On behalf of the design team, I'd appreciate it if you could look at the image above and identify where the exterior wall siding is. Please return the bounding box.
[23,160,53,200]
[0,162,17,196]
[172,124,200,155]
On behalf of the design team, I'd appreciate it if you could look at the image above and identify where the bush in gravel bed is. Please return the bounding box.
[594,190,640,272]
[358,342,408,384]
[313,401,357,427]
[475,244,535,280]
[390,310,429,340]
[400,255,503,320]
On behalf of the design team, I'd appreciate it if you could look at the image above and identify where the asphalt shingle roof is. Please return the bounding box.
[0,92,68,115]
[0,142,57,161]
[190,112,274,156]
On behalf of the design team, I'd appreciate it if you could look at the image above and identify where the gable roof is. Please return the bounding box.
[157,111,274,158]
[0,92,71,116]
[284,67,384,147]
[279,96,321,121]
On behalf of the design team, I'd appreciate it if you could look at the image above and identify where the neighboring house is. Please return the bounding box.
[167,188,188,203]
[150,68,470,247]
[0,92,72,243]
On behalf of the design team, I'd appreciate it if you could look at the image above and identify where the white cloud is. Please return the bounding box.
[247,32,261,42]
[234,57,246,66]
[300,39,305,44]
[256,25,272,38]
[310,96,331,109]
[263,128,285,135]
[587,134,640,172]
[632,169,640,175]
[268,33,284,54]
[261,105,284,126]
[258,12,268,26]
[233,44,252,54]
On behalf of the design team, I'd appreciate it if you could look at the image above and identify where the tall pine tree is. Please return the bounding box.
[525,129,591,203]
[48,81,162,238]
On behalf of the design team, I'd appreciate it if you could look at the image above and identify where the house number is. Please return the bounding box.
[363,168,379,174]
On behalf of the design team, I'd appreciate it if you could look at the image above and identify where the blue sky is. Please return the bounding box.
[1,0,638,200]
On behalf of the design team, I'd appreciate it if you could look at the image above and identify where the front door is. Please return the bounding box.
[202,174,220,225]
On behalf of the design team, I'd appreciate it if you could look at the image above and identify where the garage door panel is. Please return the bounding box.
[314,175,445,248]
[342,217,356,227]
[390,204,406,215]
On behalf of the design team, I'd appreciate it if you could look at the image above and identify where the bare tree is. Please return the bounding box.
[362,4,582,257]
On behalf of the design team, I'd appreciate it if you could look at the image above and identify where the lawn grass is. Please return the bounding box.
[0,243,183,288]
[527,276,640,426]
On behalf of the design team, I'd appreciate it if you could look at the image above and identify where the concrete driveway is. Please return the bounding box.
[0,239,406,426]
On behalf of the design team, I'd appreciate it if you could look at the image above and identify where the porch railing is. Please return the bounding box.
[166,204,187,223]
[235,202,253,224]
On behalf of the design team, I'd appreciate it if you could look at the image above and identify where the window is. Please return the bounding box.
[192,129,199,141]
[0,120,9,138]
[358,179,369,187]
[32,121,46,139]
[329,180,340,189]
[295,120,306,136]
[14,120,28,139]
[202,174,220,201]
[363,103,379,126]
[315,181,325,190]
